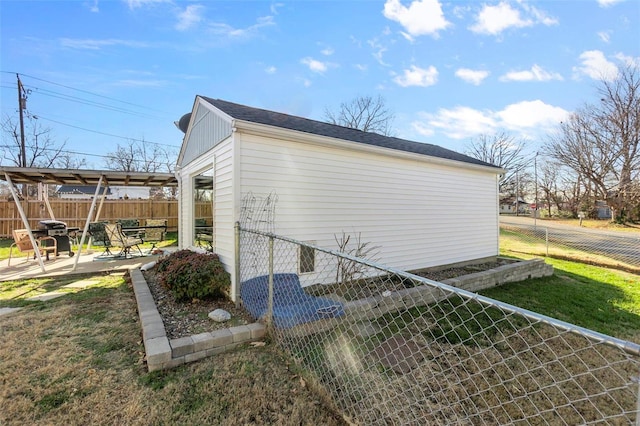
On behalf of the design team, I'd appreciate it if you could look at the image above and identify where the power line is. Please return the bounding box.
[25,85,166,120]
[1,70,169,114]
[2,80,168,119]
[32,113,181,149]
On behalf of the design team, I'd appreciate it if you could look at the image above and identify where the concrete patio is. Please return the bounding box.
[0,248,173,282]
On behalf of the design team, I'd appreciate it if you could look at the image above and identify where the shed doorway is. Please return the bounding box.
[193,168,214,250]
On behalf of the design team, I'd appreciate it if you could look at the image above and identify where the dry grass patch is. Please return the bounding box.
[0,274,346,425]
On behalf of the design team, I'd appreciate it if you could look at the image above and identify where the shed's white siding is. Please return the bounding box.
[177,100,238,295]
[211,137,235,266]
[238,133,499,273]
[180,101,233,166]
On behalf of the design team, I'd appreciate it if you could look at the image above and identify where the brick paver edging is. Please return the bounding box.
[129,269,265,372]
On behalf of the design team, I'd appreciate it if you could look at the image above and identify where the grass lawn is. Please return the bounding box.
[0,273,345,425]
[481,257,640,343]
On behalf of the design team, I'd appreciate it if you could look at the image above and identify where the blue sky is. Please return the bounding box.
[1,0,639,169]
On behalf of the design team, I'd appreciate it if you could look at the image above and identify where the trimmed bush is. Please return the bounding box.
[155,250,230,301]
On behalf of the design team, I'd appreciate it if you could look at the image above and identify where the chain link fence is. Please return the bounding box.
[500,222,640,269]
[238,225,640,425]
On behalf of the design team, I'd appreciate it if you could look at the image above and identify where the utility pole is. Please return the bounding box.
[17,73,27,168]
[534,152,538,229]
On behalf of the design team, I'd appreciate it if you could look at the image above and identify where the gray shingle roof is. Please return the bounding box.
[202,97,500,169]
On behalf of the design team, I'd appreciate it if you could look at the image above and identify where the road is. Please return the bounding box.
[500,216,640,268]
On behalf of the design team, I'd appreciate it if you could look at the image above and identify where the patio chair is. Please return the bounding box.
[105,223,144,258]
[195,218,213,251]
[88,221,113,256]
[8,229,58,266]
[144,219,167,250]
[117,218,140,237]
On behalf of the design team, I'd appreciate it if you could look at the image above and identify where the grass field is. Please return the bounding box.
[1,222,638,424]
[0,273,345,425]
[482,258,640,343]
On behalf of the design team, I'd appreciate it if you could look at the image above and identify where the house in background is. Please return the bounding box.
[176,97,504,299]
[56,185,149,200]
[499,197,531,215]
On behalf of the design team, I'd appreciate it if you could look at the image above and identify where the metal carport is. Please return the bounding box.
[0,166,178,273]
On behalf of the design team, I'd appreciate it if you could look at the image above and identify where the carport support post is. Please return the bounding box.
[4,172,46,272]
[72,176,104,272]
[267,236,274,330]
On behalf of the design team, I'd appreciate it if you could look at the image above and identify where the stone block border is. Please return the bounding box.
[130,258,551,370]
[130,269,265,372]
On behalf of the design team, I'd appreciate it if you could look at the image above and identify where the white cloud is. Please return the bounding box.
[125,0,170,10]
[59,38,149,50]
[321,47,334,56]
[500,65,563,82]
[382,0,451,39]
[355,64,368,71]
[393,65,438,87]
[368,37,389,66]
[597,31,611,43]
[597,0,623,7]
[469,1,556,36]
[208,15,275,39]
[520,3,558,27]
[614,53,640,67]
[455,68,489,85]
[175,5,204,31]
[496,100,569,129]
[412,100,569,140]
[414,106,496,139]
[113,79,167,87]
[573,50,619,81]
[270,2,284,14]
[301,57,336,74]
[265,66,277,74]
[86,0,99,12]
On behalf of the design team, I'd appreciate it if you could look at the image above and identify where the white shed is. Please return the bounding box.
[177,97,504,299]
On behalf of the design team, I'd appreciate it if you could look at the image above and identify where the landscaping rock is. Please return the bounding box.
[208,308,231,322]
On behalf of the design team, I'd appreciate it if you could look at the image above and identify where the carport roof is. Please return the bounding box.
[0,166,178,187]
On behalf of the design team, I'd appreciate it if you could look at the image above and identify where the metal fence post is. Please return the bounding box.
[635,375,640,426]
[267,236,274,329]
[234,221,241,308]
[545,227,549,257]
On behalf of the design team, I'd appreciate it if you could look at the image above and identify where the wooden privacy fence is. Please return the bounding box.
[0,199,184,238]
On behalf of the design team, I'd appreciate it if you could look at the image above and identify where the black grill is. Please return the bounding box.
[38,220,74,256]
[39,220,68,236]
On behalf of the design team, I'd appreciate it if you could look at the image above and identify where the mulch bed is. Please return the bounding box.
[142,269,255,340]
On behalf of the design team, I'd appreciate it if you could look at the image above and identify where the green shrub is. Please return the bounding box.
[155,250,230,301]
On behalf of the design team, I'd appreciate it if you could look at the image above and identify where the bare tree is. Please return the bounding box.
[324,95,396,136]
[1,115,77,168]
[104,139,177,199]
[104,139,174,173]
[464,132,528,195]
[1,115,86,197]
[544,65,639,222]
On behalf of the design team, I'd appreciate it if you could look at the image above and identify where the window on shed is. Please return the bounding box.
[299,244,315,274]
